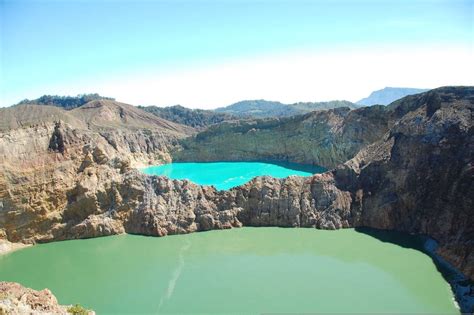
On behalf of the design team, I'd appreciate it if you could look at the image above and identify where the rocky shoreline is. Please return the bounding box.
[423,238,474,313]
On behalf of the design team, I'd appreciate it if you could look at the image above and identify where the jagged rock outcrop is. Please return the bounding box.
[0,282,94,314]
[48,122,66,153]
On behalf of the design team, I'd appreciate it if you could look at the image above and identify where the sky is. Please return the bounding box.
[0,0,473,108]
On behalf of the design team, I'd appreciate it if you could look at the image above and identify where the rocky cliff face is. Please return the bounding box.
[0,88,473,308]
[346,87,474,278]
[0,100,193,243]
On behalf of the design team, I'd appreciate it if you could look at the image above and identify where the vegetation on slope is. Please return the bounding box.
[140,105,236,128]
[214,99,358,118]
[67,304,90,315]
[17,94,115,110]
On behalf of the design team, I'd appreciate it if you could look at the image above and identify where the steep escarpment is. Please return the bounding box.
[344,87,474,278]
[0,100,193,243]
[175,105,390,168]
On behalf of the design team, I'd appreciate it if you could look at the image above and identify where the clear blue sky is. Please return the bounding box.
[1,0,472,107]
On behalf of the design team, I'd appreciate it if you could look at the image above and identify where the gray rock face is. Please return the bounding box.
[232,174,351,229]
[54,169,352,240]
[348,87,474,278]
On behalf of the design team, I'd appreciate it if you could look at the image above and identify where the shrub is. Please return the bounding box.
[67,304,89,315]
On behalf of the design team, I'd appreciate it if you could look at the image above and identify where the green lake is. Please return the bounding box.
[141,161,325,190]
[0,228,457,314]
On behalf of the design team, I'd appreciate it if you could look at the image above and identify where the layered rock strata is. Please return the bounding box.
[0,100,192,243]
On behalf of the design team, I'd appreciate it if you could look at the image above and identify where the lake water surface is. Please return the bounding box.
[142,161,325,190]
[0,228,457,314]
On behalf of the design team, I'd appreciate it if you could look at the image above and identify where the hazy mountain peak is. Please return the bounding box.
[357,87,429,106]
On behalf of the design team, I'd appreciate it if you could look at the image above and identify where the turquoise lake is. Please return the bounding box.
[0,228,457,314]
[142,161,325,190]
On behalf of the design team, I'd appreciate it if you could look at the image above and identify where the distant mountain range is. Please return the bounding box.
[215,100,358,118]
[13,88,429,128]
[141,99,358,129]
[356,87,429,106]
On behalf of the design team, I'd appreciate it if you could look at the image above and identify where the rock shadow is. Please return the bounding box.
[355,227,473,314]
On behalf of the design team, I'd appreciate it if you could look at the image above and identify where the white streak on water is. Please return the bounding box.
[157,238,192,312]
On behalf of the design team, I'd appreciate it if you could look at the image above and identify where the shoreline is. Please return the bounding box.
[0,239,31,256]
[423,238,474,313]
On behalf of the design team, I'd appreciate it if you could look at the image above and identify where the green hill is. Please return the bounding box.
[215,99,358,118]
[17,94,115,110]
[140,105,236,129]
